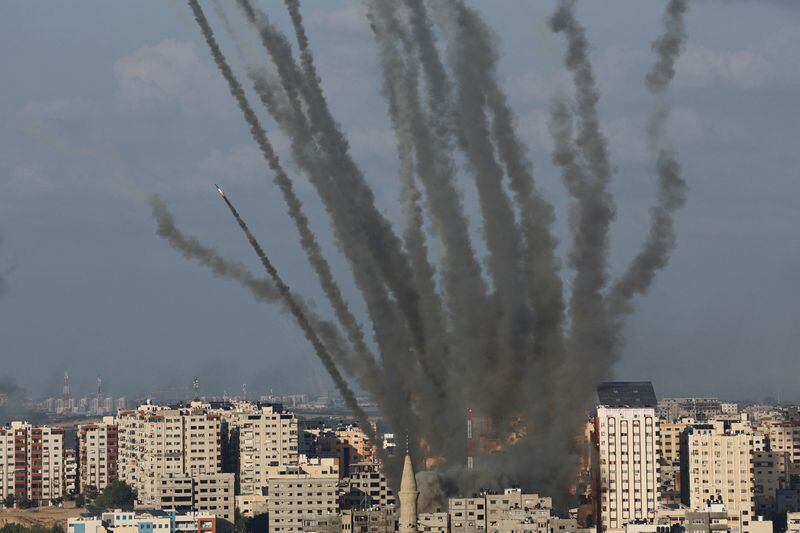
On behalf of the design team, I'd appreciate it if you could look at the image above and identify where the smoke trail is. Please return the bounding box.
[187,0,392,402]
[392,0,494,416]
[364,0,450,398]
[148,194,355,373]
[223,2,423,457]
[216,187,376,441]
[433,0,533,433]
[550,0,616,387]
[363,0,464,473]
[609,0,689,317]
[278,0,432,368]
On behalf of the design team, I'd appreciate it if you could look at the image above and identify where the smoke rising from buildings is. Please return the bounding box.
[153,0,690,504]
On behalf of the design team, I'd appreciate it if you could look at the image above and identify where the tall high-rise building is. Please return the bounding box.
[78,417,119,492]
[595,382,659,533]
[0,422,64,503]
[681,421,755,532]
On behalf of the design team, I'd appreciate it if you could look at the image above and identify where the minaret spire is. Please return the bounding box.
[399,450,418,533]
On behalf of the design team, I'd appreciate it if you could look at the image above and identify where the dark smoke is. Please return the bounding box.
[164,0,692,504]
[609,0,689,318]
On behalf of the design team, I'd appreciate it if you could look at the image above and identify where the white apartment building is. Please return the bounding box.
[78,417,118,492]
[0,422,64,503]
[683,422,755,533]
[596,406,660,532]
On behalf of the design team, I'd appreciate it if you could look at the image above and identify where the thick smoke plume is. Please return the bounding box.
[156,0,691,504]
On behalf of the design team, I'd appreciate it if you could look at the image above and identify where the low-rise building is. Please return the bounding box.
[68,509,217,533]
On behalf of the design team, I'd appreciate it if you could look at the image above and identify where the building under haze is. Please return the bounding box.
[77,417,118,492]
[595,382,659,532]
[0,422,64,504]
[681,420,755,532]
[117,402,223,507]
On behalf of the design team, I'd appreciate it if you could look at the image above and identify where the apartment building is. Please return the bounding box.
[64,448,77,495]
[752,450,789,516]
[342,508,397,533]
[681,421,755,532]
[341,461,395,509]
[449,489,557,533]
[787,512,800,533]
[266,467,339,533]
[226,404,298,495]
[68,509,218,533]
[117,402,223,506]
[596,405,660,531]
[0,422,64,503]
[766,422,800,469]
[155,472,235,526]
[78,418,118,492]
[659,418,695,505]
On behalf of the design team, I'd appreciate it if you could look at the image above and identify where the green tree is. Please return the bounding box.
[2,494,14,508]
[14,494,34,509]
[83,485,99,500]
[95,481,136,510]
[74,494,85,508]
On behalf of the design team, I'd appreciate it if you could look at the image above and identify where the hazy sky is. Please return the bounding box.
[1,1,799,403]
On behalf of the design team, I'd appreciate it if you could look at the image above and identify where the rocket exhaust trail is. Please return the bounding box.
[215,186,376,442]
[608,0,689,319]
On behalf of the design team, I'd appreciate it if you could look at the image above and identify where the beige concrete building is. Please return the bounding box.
[596,406,660,531]
[767,422,800,468]
[117,402,223,506]
[752,450,789,515]
[155,472,235,525]
[449,489,554,533]
[787,512,800,533]
[226,404,299,495]
[64,448,78,494]
[266,467,339,533]
[78,417,118,492]
[658,418,695,505]
[417,512,448,533]
[0,422,64,503]
[342,461,395,509]
[682,422,755,532]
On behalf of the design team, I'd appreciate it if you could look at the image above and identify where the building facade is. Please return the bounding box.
[681,422,755,532]
[0,422,64,503]
[78,418,119,492]
[596,406,660,531]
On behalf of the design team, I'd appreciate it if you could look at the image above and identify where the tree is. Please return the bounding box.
[83,485,99,500]
[14,494,34,509]
[94,481,136,510]
[2,494,14,508]
[74,494,85,508]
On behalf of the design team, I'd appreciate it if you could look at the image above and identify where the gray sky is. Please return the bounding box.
[1,0,799,403]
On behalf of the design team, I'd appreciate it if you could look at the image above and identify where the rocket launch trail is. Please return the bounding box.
[151,0,692,506]
[213,184,376,443]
